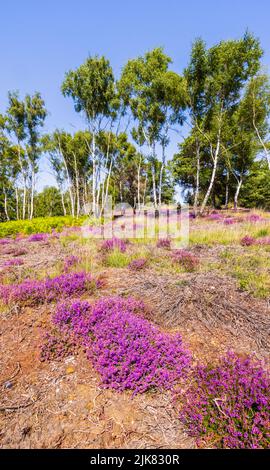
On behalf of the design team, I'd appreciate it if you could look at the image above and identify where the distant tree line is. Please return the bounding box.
[1,31,270,221]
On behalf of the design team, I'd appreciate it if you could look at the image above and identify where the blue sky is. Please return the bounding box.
[1,0,270,189]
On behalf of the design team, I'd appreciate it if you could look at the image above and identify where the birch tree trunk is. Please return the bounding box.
[61,191,67,216]
[152,164,157,208]
[200,129,221,215]
[137,155,141,211]
[143,173,148,207]
[193,138,200,215]
[15,187,19,220]
[3,189,10,221]
[234,178,243,210]
[151,143,157,208]
[252,90,270,170]
[58,138,75,217]
[29,168,35,220]
[158,145,166,207]
[92,132,96,215]
[225,170,229,209]
[103,158,113,211]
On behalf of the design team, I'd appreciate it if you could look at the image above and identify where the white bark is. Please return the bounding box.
[3,188,10,221]
[200,128,221,215]
[137,155,141,211]
[29,167,35,220]
[193,138,200,214]
[61,191,67,216]
[234,177,243,210]
[92,132,96,215]
[58,137,75,217]
[15,187,19,220]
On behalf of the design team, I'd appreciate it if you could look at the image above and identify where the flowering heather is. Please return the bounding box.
[223,217,236,225]
[246,214,262,223]
[3,258,24,267]
[28,233,48,242]
[128,258,148,271]
[3,257,23,267]
[0,238,11,245]
[207,213,222,221]
[39,330,77,362]
[156,238,171,249]
[240,235,256,246]
[171,249,199,271]
[3,247,27,256]
[53,297,191,394]
[63,255,80,272]
[178,352,270,449]
[0,271,100,304]
[256,237,270,246]
[53,300,92,341]
[101,237,127,253]
[12,248,27,257]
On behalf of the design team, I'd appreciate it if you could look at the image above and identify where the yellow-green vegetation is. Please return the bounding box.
[219,246,270,298]
[104,249,131,268]
[189,221,270,246]
[0,216,86,238]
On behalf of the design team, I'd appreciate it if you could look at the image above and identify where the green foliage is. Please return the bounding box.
[0,216,84,238]
[61,55,118,124]
[239,161,270,209]
[34,186,64,217]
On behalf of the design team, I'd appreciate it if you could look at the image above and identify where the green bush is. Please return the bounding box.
[0,216,86,238]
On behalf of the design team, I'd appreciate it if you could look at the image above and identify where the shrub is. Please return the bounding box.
[12,248,28,257]
[171,249,199,271]
[0,238,11,245]
[101,237,127,253]
[39,330,77,362]
[128,258,148,270]
[104,250,130,268]
[246,214,262,223]
[207,213,222,221]
[0,271,101,305]
[63,255,80,272]
[177,352,270,448]
[223,217,235,225]
[0,216,85,238]
[240,235,256,246]
[28,233,48,242]
[3,258,24,267]
[156,238,171,249]
[257,237,270,246]
[53,297,191,394]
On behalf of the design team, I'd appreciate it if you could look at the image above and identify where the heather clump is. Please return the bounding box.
[28,233,48,242]
[63,255,80,272]
[171,249,199,271]
[246,214,263,223]
[0,271,101,305]
[0,238,11,245]
[156,238,171,249]
[39,330,78,361]
[100,237,127,253]
[240,235,256,246]
[178,352,270,449]
[207,213,222,221]
[128,258,148,270]
[3,258,24,267]
[52,296,191,394]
